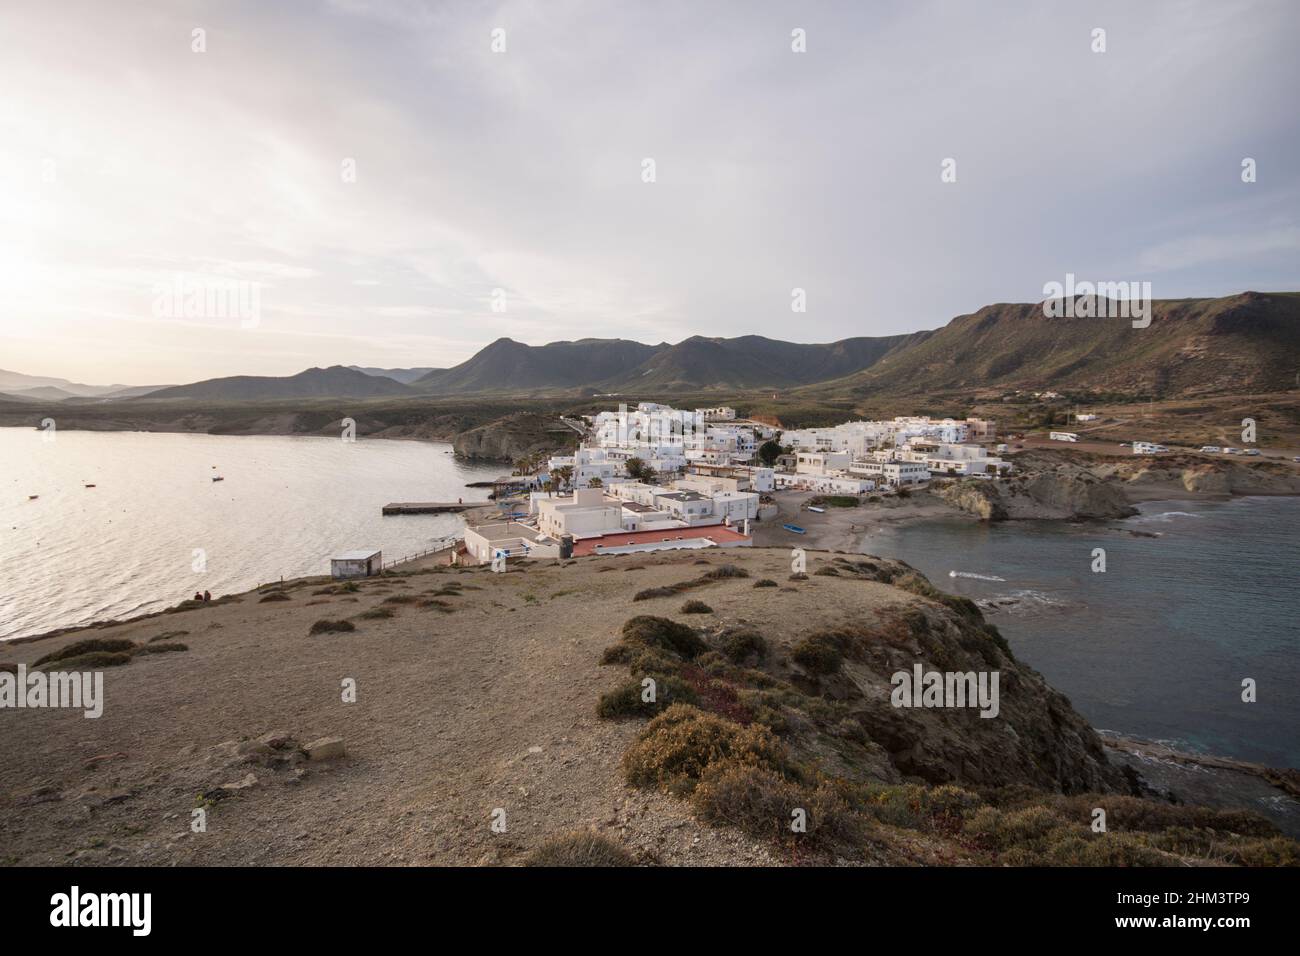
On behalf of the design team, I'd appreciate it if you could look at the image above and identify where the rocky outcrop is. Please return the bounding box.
[937,472,1136,521]
[800,557,1129,794]
[1096,456,1300,497]
[451,412,575,462]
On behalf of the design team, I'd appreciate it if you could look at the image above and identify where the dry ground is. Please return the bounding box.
[0,547,915,867]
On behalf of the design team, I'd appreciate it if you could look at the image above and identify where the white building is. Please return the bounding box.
[462,522,559,564]
[709,490,761,522]
[849,460,930,487]
[775,473,874,494]
[795,451,852,475]
[535,487,624,539]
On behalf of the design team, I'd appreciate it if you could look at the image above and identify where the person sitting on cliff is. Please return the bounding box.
[203,590,211,602]
[193,592,203,602]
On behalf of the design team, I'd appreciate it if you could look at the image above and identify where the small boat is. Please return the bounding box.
[212,476,225,482]
[83,484,96,489]
[28,495,39,500]
[807,506,825,513]
[783,523,806,534]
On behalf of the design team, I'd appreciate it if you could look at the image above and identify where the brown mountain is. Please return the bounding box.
[143,365,415,401]
[811,291,1300,399]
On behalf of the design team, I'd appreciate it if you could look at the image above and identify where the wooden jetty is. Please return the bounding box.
[382,502,474,516]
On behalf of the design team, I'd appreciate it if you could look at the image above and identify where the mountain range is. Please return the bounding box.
[8,291,1297,404]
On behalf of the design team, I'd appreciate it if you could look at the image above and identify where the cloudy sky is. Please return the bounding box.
[1,0,1297,384]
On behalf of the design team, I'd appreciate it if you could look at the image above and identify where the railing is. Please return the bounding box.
[381,535,460,571]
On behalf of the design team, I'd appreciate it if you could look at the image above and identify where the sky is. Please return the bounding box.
[1,0,1297,385]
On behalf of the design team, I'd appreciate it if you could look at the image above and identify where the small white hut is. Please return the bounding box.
[331,549,382,579]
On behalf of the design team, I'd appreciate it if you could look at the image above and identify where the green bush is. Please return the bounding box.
[791,634,843,674]
[718,628,768,665]
[597,676,698,719]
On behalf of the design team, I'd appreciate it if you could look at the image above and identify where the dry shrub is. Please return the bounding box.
[691,762,862,847]
[680,599,713,614]
[718,627,768,665]
[618,616,707,659]
[522,830,634,867]
[309,619,355,635]
[622,704,788,794]
[35,638,136,667]
[597,675,698,719]
[132,642,188,656]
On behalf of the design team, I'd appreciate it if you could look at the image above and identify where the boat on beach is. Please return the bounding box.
[783,523,805,534]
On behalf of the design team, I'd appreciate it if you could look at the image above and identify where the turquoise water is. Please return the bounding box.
[860,497,1300,769]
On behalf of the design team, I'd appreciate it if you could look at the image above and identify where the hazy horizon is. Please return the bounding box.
[3,0,1298,384]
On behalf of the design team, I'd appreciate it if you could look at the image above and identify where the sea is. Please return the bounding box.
[0,428,499,641]
[860,497,1300,771]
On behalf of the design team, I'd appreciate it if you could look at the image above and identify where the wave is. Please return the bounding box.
[1133,510,1203,523]
[948,570,1006,582]
[976,588,1077,615]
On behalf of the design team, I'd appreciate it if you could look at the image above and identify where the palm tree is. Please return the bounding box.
[588,476,603,488]
[551,465,574,492]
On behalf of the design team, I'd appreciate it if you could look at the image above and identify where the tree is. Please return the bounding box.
[588,476,603,488]
[551,465,574,492]
[758,439,783,466]
[624,456,655,483]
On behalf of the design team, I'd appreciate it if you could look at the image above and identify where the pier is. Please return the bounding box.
[381,502,475,516]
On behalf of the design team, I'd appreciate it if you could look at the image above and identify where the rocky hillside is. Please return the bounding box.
[815,291,1300,400]
[451,411,578,462]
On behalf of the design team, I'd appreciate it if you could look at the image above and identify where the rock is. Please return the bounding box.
[257,730,297,750]
[304,737,346,761]
[451,412,573,463]
[220,773,258,791]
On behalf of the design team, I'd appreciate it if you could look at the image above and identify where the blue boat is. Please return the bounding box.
[783,523,806,534]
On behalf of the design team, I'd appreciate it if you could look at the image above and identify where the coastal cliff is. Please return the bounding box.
[937,449,1300,521]
[451,411,577,462]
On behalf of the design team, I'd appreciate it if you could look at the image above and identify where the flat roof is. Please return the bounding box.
[333,550,381,561]
[572,524,749,557]
[467,521,545,541]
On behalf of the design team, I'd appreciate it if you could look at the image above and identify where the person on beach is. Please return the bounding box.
[203,590,211,602]
[193,592,203,602]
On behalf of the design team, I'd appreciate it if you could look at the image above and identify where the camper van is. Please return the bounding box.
[1049,431,1079,443]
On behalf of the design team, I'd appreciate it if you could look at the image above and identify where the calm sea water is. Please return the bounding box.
[860,497,1300,769]
[0,428,499,641]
